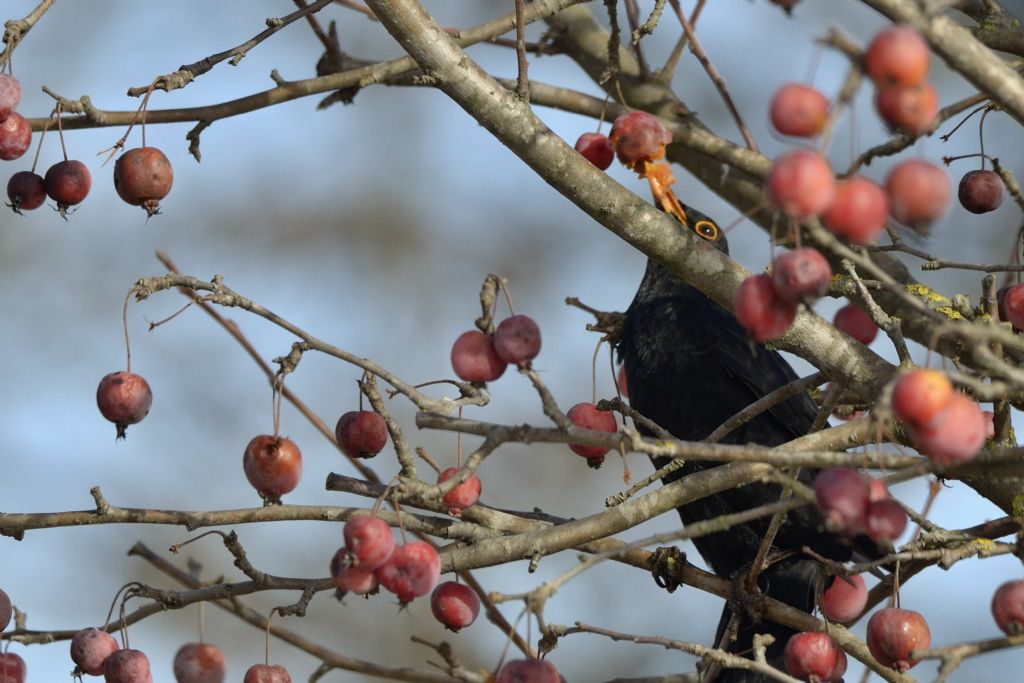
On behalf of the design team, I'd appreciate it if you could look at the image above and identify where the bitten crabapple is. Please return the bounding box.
[608,111,672,168]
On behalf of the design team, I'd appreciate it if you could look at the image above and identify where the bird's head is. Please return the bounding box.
[671,201,729,255]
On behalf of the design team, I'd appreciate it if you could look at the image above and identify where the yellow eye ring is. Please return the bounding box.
[693,220,719,241]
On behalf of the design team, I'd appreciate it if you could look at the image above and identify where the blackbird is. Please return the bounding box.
[617,203,860,682]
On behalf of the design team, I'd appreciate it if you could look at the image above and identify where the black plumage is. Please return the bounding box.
[617,204,856,682]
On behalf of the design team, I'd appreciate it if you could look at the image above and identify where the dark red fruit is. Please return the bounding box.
[566,402,617,463]
[71,627,119,675]
[335,410,387,459]
[770,0,799,8]
[1001,283,1024,330]
[96,371,153,440]
[243,664,291,683]
[575,132,614,170]
[45,159,91,217]
[992,579,1024,635]
[814,467,871,534]
[833,303,877,345]
[822,176,889,244]
[866,499,908,543]
[376,541,441,604]
[450,330,507,382]
[495,659,560,683]
[608,111,672,169]
[783,631,846,682]
[821,574,868,623]
[330,549,379,594]
[865,25,930,87]
[0,74,22,120]
[770,84,829,137]
[0,588,9,631]
[958,169,1003,214]
[103,649,152,683]
[494,314,541,367]
[892,369,952,428]
[765,149,836,219]
[0,653,25,683]
[866,607,930,672]
[343,515,395,571]
[885,160,949,234]
[770,247,832,304]
[6,170,46,213]
[0,113,30,161]
[242,435,302,502]
[908,392,986,465]
[734,274,797,342]
[875,81,938,135]
[114,147,173,216]
[430,581,481,631]
[616,364,628,398]
[437,467,482,515]
[173,643,226,683]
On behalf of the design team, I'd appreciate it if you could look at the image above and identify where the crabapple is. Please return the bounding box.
[343,515,395,571]
[243,664,291,683]
[430,581,481,631]
[770,247,832,304]
[891,369,952,428]
[45,159,91,216]
[494,314,541,366]
[765,149,836,219]
[330,549,379,594]
[71,628,119,676]
[875,81,938,135]
[866,499,908,543]
[113,147,173,216]
[335,410,388,459]
[495,659,560,683]
[0,588,9,631]
[608,111,672,168]
[885,160,949,233]
[866,607,930,672]
[103,649,152,683]
[6,170,45,213]
[0,653,25,683]
[869,478,890,503]
[908,392,987,465]
[992,579,1024,635]
[0,74,21,120]
[173,643,226,683]
[734,274,797,342]
[450,330,507,382]
[833,303,877,345]
[616,364,628,398]
[865,25,930,87]
[437,467,482,515]
[769,84,829,138]
[958,169,1003,214]
[821,176,889,244]
[242,435,302,502]
[0,113,30,161]
[783,631,846,682]
[1001,283,1024,330]
[566,402,617,463]
[820,574,868,623]
[96,371,153,440]
[814,467,871,534]
[376,541,441,604]
[574,132,614,170]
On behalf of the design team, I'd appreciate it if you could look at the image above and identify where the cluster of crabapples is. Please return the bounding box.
[0,73,173,218]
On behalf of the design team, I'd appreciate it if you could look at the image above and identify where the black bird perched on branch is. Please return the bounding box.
[617,202,862,682]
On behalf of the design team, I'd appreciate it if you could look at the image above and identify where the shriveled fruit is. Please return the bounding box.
[820,574,868,623]
[71,627,119,675]
[0,113,30,161]
[103,648,152,683]
[6,170,46,213]
[343,515,395,571]
[770,84,829,138]
[242,435,302,502]
[450,330,507,382]
[431,581,481,631]
[575,132,614,170]
[885,160,949,234]
[958,169,1003,214]
[114,147,173,216]
[45,159,91,217]
[1001,283,1024,330]
[96,371,153,440]
[566,402,617,463]
[765,149,836,219]
[770,247,832,304]
[891,369,952,428]
[437,467,482,515]
[822,176,889,244]
[0,653,25,683]
[330,549,379,594]
[865,25,930,87]
[909,392,986,465]
[866,499,908,543]
[608,111,672,169]
[335,410,388,459]
[866,607,930,672]
[494,314,541,366]
[734,273,797,342]
[0,74,22,120]
[814,467,871,534]
[783,631,846,682]
[243,664,291,683]
[495,659,560,683]
[173,642,226,683]
[376,541,441,604]
[992,579,1024,635]
[833,303,877,345]
[0,588,9,631]
[875,81,938,136]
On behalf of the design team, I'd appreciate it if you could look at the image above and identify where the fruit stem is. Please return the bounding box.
[590,338,603,405]
[122,288,134,373]
[28,107,55,174]
[272,375,283,437]
[55,100,68,162]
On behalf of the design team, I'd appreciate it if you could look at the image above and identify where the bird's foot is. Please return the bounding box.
[650,546,687,593]
[728,570,767,624]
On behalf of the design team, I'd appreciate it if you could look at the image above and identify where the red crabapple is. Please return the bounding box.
[814,467,871,534]
[566,402,617,464]
[992,579,1024,635]
[113,147,173,216]
[96,371,153,440]
[866,499,908,543]
[335,410,388,459]
[495,659,561,683]
[0,74,22,120]
[616,364,628,398]
[343,515,395,571]
[242,435,302,502]
[6,170,46,213]
[770,0,800,8]
[243,664,291,683]
[865,25,930,87]
[869,478,890,503]
[833,303,877,345]
[820,574,868,623]
[769,84,829,138]
[45,159,91,217]
[494,314,541,367]
[891,369,952,429]
[1001,283,1024,330]
[885,160,950,234]
[866,608,930,672]
[908,392,986,465]
[0,113,30,161]
[765,149,835,219]
[574,132,614,170]
[430,581,481,631]
[734,274,797,342]
[437,467,482,515]
[783,631,846,682]
[958,169,1004,214]
[330,549,379,594]
[822,176,889,244]
[376,541,441,604]
[0,588,9,631]
[608,111,672,168]
[770,247,832,304]
[450,330,507,382]
[71,627,119,676]
[173,643,226,683]
[875,81,938,135]
[0,653,25,683]
[103,649,152,683]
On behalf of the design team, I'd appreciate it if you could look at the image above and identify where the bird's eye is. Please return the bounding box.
[694,220,720,241]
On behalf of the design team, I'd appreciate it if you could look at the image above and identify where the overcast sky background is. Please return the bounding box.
[0,1,1021,681]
